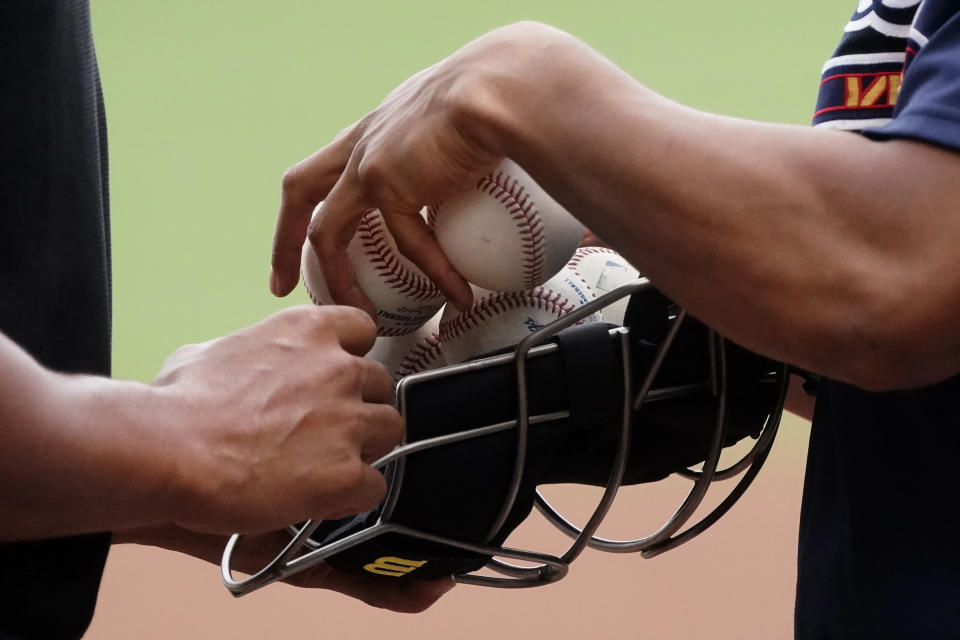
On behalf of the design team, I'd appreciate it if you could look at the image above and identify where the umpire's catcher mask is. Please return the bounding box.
[221,278,788,594]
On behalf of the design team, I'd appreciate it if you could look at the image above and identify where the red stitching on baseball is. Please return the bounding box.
[396,333,442,377]
[566,246,618,271]
[359,210,441,302]
[301,266,324,306]
[439,288,574,342]
[476,170,545,288]
[567,247,620,298]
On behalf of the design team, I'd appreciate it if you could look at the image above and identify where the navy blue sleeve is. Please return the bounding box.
[865,4,960,152]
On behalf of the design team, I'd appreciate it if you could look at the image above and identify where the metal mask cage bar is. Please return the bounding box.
[534,328,789,557]
[221,279,788,595]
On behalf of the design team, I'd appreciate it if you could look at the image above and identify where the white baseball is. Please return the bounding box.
[301,208,445,336]
[439,275,602,365]
[429,158,584,292]
[564,247,641,325]
[366,311,445,383]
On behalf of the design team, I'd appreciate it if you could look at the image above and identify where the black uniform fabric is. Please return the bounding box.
[797,379,960,638]
[0,1,112,638]
[799,2,960,638]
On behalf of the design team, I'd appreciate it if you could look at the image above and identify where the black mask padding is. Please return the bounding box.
[317,291,780,580]
[317,322,622,579]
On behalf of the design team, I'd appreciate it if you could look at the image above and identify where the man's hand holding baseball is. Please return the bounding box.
[272,20,960,391]
[151,305,401,535]
[268,23,584,313]
[0,305,400,539]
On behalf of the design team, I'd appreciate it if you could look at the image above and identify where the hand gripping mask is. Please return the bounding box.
[222,279,789,593]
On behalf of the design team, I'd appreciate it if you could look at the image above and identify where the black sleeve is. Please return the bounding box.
[0,1,113,638]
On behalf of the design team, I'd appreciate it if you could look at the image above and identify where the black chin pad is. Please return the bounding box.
[316,297,779,580]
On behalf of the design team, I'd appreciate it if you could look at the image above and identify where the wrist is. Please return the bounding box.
[0,366,188,540]
[447,22,582,159]
[55,375,188,530]
[455,22,665,177]
[147,381,244,533]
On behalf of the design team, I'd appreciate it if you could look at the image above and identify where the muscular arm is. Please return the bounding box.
[488,32,960,390]
[274,23,960,392]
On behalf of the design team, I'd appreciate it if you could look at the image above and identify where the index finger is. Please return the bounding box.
[385,212,473,311]
[270,128,359,297]
[308,156,378,319]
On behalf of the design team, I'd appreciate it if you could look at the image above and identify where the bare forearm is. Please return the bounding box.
[480,25,960,389]
[0,332,179,541]
[273,23,960,389]
[1,305,404,544]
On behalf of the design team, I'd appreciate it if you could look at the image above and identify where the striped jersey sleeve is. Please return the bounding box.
[814,1,960,152]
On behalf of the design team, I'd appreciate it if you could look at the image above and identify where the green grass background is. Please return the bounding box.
[91,0,853,383]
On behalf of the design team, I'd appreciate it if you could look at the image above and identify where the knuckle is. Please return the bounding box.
[317,305,377,342]
[339,305,378,336]
[305,219,323,247]
[356,154,416,218]
[367,359,392,385]
[358,472,387,510]
[277,305,334,338]
[302,303,332,324]
[337,356,366,387]
[326,455,369,498]
[281,165,304,195]
[314,349,362,386]
[283,304,321,326]
[381,411,405,447]
[301,309,332,337]
[356,154,386,192]
[301,306,378,350]
[337,118,366,142]
[171,342,202,358]
[306,216,341,253]
[353,113,376,137]
[507,20,556,37]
